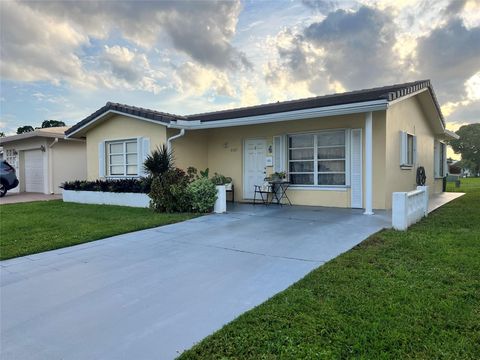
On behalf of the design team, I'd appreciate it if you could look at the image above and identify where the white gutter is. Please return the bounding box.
[49,138,59,148]
[169,100,388,130]
[166,129,185,152]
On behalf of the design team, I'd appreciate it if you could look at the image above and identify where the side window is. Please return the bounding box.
[400,131,416,167]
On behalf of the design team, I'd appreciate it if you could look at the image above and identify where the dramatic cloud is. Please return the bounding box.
[416,18,480,102]
[0,1,93,87]
[303,6,404,89]
[18,0,250,71]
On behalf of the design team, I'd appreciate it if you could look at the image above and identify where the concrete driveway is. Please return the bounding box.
[0,204,390,360]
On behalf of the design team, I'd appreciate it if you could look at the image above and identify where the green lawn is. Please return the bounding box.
[179,184,480,359]
[0,201,197,260]
[446,176,480,192]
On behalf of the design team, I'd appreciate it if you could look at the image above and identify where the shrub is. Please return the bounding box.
[61,178,151,193]
[143,145,173,177]
[149,168,191,213]
[210,173,233,185]
[187,177,217,213]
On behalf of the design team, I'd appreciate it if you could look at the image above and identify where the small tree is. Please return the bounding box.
[0,132,5,138]
[41,120,66,128]
[17,126,34,134]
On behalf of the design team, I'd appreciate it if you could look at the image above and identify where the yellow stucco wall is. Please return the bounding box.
[205,112,387,208]
[85,115,167,179]
[385,96,440,208]
[51,140,87,194]
[167,129,208,171]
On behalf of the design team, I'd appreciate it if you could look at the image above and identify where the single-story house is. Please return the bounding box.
[65,80,457,212]
[0,127,87,194]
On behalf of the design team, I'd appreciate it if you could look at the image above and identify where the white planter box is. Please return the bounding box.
[62,190,150,208]
[214,185,227,213]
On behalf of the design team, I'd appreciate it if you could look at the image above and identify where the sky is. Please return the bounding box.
[1,0,479,146]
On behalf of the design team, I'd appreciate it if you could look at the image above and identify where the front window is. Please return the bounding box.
[106,139,138,177]
[288,130,346,186]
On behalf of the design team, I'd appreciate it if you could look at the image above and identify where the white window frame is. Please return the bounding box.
[400,131,416,168]
[434,140,447,178]
[287,129,349,187]
[106,139,139,178]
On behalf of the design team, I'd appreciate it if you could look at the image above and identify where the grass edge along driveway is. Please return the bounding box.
[0,200,197,260]
[179,183,480,359]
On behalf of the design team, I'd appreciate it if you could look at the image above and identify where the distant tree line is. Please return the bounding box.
[16,120,66,134]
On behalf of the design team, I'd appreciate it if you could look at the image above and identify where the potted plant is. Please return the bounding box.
[210,173,232,213]
[271,171,286,181]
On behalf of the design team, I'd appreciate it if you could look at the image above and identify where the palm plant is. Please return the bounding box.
[143,145,174,177]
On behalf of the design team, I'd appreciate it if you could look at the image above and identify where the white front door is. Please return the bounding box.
[243,139,267,199]
[24,149,44,193]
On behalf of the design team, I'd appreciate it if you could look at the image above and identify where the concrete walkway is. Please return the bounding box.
[0,205,390,360]
[0,192,62,205]
[428,192,465,213]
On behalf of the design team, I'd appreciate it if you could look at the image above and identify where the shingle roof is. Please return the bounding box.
[65,80,444,136]
[186,80,438,122]
[65,102,185,135]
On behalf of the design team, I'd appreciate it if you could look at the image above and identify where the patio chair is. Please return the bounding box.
[253,180,273,205]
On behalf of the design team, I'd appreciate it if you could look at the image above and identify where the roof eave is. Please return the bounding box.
[66,109,170,138]
[168,100,388,130]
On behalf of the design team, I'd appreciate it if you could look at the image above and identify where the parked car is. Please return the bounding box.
[0,160,19,197]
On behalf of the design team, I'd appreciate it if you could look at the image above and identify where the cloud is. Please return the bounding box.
[0,1,94,87]
[302,0,337,13]
[303,6,405,89]
[18,0,250,71]
[173,62,235,98]
[415,18,480,102]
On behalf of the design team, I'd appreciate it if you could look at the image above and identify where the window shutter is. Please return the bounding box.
[412,135,417,165]
[400,131,407,166]
[98,141,106,178]
[273,135,285,172]
[434,141,440,178]
[137,137,150,177]
[442,142,447,177]
[350,129,363,208]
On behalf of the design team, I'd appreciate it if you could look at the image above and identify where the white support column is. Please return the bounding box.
[364,111,374,215]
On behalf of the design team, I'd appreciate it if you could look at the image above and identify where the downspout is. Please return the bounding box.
[166,129,185,153]
[48,138,59,194]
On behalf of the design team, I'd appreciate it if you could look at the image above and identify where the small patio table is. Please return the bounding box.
[269,180,292,206]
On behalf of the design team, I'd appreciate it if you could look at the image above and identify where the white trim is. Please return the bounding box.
[288,186,348,191]
[387,88,429,106]
[364,112,374,215]
[350,128,363,208]
[66,110,169,138]
[170,100,388,130]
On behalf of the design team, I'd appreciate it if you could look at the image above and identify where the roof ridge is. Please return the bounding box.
[186,79,431,119]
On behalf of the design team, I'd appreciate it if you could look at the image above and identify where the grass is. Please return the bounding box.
[446,176,480,192]
[0,201,197,260]
[179,182,480,359]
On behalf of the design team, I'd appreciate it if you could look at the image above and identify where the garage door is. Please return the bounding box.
[24,150,44,193]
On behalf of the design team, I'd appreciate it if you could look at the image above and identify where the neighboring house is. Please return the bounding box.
[65,80,457,212]
[0,127,86,194]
